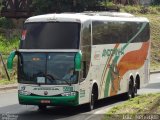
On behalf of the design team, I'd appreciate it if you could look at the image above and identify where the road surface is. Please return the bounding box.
[0,73,159,120]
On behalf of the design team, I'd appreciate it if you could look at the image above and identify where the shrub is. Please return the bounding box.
[119,5,160,14]
[0,35,19,55]
[0,17,15,29]
[152,0,160,5]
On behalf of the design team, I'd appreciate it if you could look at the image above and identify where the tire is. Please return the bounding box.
[87,88,95,111]
[128,81,135,99]
[38,105,47,111]
[134,83,138,95]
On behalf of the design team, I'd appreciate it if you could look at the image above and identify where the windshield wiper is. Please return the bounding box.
[46,74,71,86]
[32,72,44,79]
[31,73,71,86]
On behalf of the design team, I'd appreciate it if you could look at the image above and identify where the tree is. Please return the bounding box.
[0,0,3,12]
[153,0,160,5]
[113,0,139,5]
[32,0,103,15]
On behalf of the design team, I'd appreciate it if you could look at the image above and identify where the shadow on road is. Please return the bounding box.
[0,94,127,120]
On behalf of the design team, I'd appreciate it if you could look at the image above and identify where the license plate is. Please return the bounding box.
[40,100,51,104]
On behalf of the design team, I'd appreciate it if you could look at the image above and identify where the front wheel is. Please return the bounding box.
[38,105,47,111]
[86,90,95,111]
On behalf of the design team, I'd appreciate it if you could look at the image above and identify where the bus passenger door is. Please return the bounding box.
[79,61,90,104]
[79,20,91,104]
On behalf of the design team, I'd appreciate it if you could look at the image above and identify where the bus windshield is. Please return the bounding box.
[20,22,80,49]
[18,52,78,85]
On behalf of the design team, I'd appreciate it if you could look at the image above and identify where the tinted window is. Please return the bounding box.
[18,53,46,84]
[81,22,91,46]
[20,22,80,49]
[92,21,150,45]
[80,21,91,81]
[18,52,78,85]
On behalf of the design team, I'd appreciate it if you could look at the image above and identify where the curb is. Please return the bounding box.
[150,70,160,74]
[0,84,18,91]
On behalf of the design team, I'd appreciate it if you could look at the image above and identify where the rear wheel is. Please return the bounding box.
[127,80,135,99]
[134,83,138,96]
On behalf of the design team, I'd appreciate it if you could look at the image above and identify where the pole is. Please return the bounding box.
[0,53,10,81]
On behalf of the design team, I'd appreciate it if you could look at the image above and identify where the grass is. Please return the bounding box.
[105,93,160,120]
[0,79,17,85]
[0,35,18,84]
[0,35,19,55]
[138,14,160,70]
[120,5,160,14]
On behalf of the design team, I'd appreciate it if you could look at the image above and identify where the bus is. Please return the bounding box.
[7,12,150,111]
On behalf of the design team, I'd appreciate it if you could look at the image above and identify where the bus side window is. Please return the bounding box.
[80,60,90,83]
[79,61,85,82]
[79,21,91,83]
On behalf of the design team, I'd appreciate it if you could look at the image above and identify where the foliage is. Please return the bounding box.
[101,1,116,7]
[0,79,17,85]
[0,35,19,55]
[0,17,15,29]
[0,0,2,11]
[105,93,160,119]
[0,35,18,80]
[32,0,103,14]
[152,0,160,5]
[119,5,160,70]
[144,14,160,70]
[120,5,160,14]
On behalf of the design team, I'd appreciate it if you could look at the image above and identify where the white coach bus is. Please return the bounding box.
[7,12,150,111]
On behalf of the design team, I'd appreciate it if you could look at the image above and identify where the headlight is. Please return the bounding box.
[61,92,76,96]
[19,90,31,95]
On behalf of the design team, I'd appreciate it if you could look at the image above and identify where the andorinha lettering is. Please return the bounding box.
[33,87,59,90]
[102,48,124,57]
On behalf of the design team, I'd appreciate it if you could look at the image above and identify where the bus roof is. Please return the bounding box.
[25,12,149,23]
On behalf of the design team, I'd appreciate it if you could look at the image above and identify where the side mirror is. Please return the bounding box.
[75,51,82,71]
[7,51,16,70]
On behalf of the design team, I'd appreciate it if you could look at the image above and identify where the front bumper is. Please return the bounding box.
[18,93,79,106]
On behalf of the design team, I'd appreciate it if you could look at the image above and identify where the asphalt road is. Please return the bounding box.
[0,73,160,120]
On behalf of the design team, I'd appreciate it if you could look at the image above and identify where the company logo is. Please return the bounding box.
[94,51,101,60]
[44,91,48,95]
[102,48,124,57]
